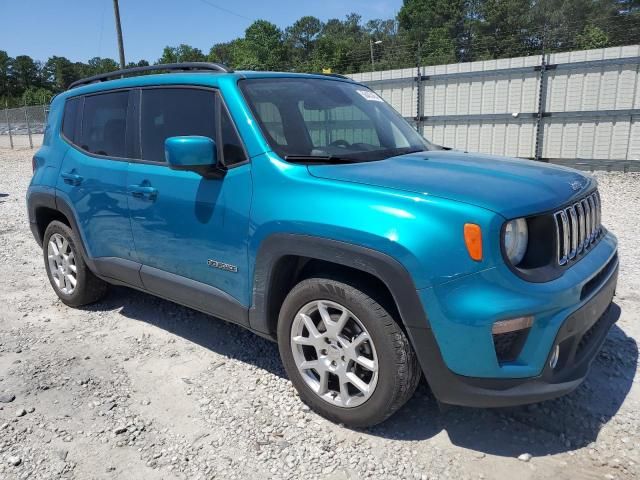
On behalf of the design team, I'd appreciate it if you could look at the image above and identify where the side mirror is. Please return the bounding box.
[164,136,225,178]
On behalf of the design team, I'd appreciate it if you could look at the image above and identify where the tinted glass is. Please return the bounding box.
[221,106,246,165]
[254,101,287,145]
[240,78,433,162]
[62,97,81,143]
[298,102,381,148]
[80,91,128,157]
[141,88,216,162]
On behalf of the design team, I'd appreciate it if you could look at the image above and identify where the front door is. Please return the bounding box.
[127,86,252,307]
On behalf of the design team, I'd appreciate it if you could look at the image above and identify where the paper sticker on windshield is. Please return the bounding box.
[356,90,384,102]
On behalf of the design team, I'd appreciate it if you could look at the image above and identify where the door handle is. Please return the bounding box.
[128,184,158,201]
[61,171,83,186]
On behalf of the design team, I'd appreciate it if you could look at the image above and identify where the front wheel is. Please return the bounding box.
[277,278,420,427]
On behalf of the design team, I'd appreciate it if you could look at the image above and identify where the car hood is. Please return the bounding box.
[307,151,596,218]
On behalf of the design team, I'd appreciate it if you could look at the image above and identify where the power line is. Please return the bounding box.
[196,0,253,22]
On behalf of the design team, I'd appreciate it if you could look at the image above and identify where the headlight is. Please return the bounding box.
[503,218,528,265]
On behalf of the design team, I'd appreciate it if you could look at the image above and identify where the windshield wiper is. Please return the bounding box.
[284,155,356,164]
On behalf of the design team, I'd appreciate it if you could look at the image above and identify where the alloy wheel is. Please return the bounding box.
[47,233,77,295]
[290,300,379,408]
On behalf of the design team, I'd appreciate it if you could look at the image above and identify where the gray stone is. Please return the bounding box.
[0,394,15,403]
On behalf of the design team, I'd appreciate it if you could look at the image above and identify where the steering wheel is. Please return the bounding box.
[329,139,352,149]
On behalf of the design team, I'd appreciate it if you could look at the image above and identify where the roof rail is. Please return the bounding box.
[68,62,233,89]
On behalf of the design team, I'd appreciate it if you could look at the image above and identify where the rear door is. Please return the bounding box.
[56,90,137,263]
[127,86,252,308]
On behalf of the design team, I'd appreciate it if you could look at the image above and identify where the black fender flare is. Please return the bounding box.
[26,189,57,246]
[248,233,431,334]
[28,189,97,272]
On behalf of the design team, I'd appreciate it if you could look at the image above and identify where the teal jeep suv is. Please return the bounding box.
[27,63,619,427]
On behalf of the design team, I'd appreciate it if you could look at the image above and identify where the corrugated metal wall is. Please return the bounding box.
[350,45,640,171]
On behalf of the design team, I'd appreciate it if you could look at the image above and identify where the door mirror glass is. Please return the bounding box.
[165,136,223,177]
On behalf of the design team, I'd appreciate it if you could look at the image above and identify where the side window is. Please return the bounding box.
[62,97,82,143]
[140,88,216,162]
[80,91,128,157]
[220,106,247,165]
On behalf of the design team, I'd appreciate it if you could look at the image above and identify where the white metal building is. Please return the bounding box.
[350,45,640,171]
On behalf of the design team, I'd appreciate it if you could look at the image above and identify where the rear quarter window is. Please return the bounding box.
[61,97,82,143]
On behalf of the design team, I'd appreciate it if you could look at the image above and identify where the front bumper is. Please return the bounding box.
[407,259,619,407]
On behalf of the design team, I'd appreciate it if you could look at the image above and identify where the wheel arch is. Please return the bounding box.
[249,234,431,339]
[28,190,95,270]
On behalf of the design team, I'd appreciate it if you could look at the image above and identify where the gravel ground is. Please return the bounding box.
[0,147,638,480]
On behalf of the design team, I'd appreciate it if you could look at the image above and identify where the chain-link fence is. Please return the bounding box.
[0,104,48,149]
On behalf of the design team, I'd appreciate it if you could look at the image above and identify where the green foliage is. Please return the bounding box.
[1,0,639,106]
[22,86,52,106]
[159,44,207,63]
[576,24,610,49]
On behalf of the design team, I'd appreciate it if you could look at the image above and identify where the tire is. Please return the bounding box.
[277,277,421,427]
[43,220,108,307]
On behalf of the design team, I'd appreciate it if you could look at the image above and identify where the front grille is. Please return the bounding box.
[553,191,602,266]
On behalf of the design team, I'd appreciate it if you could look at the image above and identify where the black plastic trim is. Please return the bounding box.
[92,257,144,289]
[249,234,431,336]
[140,265,249,327]
[27,189,58,245]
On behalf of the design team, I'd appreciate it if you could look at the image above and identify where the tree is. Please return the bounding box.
[208,42,236,66]
[285,16,323,69]
[158,44,206,64]
[87,57,119,75]
[42,56,80,91]
[239,20,287,70]
[12,55,39,92]
[471,0,537,60]
[126,59,150,68]
[576,24,610,48]
[0,51,13,98]
[22,86,52,106]
[397,0,467,64]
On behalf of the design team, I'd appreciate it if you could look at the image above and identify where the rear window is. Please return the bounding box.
[80,91,129,157]
[140,88,216,162]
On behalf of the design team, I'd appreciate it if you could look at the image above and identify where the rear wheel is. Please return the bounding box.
[43,221,108,307]
[278,277,420,427]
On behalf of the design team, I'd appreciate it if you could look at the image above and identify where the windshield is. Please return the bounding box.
[239,78,433,162]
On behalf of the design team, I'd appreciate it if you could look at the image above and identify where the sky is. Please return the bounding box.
[0,0,403,63]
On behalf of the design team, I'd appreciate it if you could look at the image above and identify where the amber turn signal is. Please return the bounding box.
[464,223,483,261]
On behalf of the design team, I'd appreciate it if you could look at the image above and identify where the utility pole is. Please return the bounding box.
[113,0,126,69]
[369,39,382,71]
